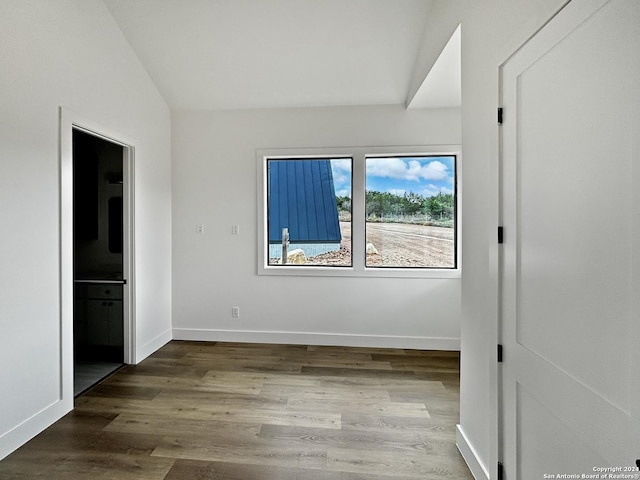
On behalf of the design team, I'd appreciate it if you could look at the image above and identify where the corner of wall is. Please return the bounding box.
[135,328,173,364]
[0,400,72,462]
[456,424,490,480]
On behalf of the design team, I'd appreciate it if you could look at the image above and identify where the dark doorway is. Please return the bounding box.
[72,129,125,396]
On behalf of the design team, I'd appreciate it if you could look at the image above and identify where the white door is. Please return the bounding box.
[500,0,640,477]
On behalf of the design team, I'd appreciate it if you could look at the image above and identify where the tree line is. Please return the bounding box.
[336,191,454,221]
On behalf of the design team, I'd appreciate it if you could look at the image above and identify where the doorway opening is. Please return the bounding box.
[71,128,132,396]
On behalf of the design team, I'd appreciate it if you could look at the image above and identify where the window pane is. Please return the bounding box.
[267,158,352,266]
[365,156,456,268]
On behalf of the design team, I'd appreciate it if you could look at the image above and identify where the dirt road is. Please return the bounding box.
[310,222,455,268]
[366,222,454,267]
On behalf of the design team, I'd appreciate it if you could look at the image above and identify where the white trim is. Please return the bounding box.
[496,0,624,475]
[256,145,462,279]
[122,145,136,364]
[135,328,172,364]
[173,328,460,351]
[491,1,577,477]
[0,399,70,461]
[456,425,490,480]
[59,107,137,391]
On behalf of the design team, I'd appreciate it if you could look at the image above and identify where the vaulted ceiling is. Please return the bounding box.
[103,0,459,111]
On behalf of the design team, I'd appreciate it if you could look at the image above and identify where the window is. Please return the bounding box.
[258,146,460,278]
[365,155,456,268]
[266,158,352,266]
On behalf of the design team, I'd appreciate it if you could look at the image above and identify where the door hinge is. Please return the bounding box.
[498,226,504,244]
[498,462,504,480]
[498,344,503,363]
[498,107,504,125]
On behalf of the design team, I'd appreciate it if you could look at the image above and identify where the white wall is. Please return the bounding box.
[0,0,171,459]
[418,1,569,478]
[172,105,462,349]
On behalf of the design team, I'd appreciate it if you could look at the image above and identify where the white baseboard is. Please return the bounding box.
[172,328,460,350]
[135,327,172,364]
[0,399,71,461]
[456,424,489,480]
[0,328,172,461]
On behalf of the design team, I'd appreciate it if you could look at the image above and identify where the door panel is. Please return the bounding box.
[517,383,606,476]
[86,299,110,346]
[500,0,639,476]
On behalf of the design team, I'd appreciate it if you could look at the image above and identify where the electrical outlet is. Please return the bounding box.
[196,224,205,234]
[231,307,240,318]
[232,224,240,235]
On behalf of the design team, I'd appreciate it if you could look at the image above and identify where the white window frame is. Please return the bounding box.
[257,145,461,278]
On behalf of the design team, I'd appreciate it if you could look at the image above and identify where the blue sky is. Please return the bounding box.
[331,156,455,198]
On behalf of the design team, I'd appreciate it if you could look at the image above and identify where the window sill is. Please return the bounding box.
[258,265,461,279]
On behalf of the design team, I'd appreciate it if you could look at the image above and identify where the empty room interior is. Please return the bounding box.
[0,1,638,479]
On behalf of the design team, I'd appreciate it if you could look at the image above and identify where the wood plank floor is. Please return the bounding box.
[0,341,473,479]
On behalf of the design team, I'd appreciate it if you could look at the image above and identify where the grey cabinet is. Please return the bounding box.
[84,285,123,347]
[75,283,123,352]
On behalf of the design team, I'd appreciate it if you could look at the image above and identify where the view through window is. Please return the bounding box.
[267,158,352,266]
[262,150,458,274]
[365,155,456,268]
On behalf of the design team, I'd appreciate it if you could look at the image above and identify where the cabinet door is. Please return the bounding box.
[86,299,109,345]
[107,300,123,347]
[73,296,86,346]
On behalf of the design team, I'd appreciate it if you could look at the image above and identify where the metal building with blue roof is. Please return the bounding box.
[268,159,342,260]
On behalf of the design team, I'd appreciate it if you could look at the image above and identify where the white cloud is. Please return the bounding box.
[366,158,449,181]
[422,184,453,197]
[388,188,406,196]
[331,158,352,187]
[331,158,351,174]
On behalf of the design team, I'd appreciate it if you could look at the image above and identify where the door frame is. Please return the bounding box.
[494,3,575,476]
[59,107,136,404]
[496,0,636,475]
